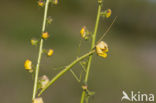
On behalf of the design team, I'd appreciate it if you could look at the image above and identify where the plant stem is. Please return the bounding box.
[32,0,50,100]
[32,39,43,99]
[38,50,95,96]
[42,0,49,32]
[80,3,102,103]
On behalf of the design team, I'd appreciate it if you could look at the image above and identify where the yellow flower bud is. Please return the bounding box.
[39,75,49,89]
[80,26,86,38]
[53,0,58,5]
[31,39,38,46]
[38,0,44,7]
[80,26,90,40]
[106,9,112,18]
[33,97,44,103]
[96,41,108,58]
[24,59,32,70]
[47,49,54,56]
[42,32,49,39]
[47,16,53,24]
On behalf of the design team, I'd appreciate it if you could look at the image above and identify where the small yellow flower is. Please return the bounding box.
[47,49,54,56]
[31,39,38,46]
[80,26,87,39]
[96,41,108,58]
[42,32,49,39]
[33,97,44,103]
[24,59,32,70]
[38,0,44,7]
[39,75,49,89]
[53,0,58,5]
[106,9,112,18]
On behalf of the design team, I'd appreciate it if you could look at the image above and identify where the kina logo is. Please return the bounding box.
[121,91,154,102]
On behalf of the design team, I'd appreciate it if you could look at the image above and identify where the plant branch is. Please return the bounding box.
[32,0,50,100]
[38,50,95,96]
[80,2,102,103]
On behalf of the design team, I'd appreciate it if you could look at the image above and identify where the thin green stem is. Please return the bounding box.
[32,0,50,100]
[80,3,102,103]
[32,39,43,99]
[38,50,95,96]
[81,92,86,103]
[42,0,49,32]
[70,69,81,82]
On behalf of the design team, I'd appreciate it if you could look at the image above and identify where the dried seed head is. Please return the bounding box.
[39,75,49,89]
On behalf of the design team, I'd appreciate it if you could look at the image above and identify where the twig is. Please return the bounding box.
[38,50,95,96]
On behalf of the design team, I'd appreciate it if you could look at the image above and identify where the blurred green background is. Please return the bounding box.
[0,0,156,103]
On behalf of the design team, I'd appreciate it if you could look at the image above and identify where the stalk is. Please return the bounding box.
[32,0,50,99]
[80,2,102,103]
